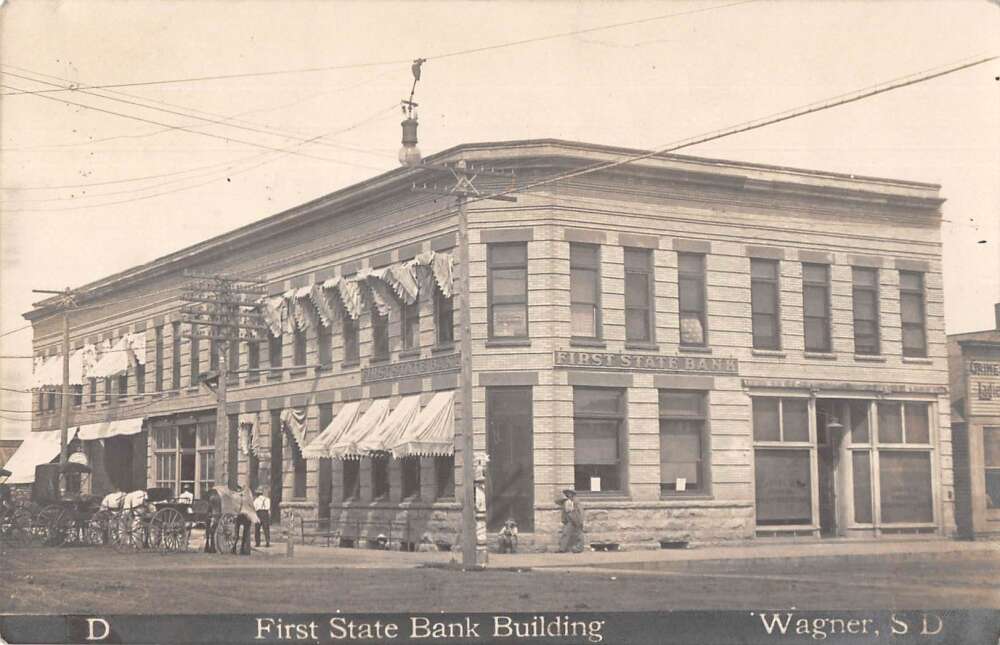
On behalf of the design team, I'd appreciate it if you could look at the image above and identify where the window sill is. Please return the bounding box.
[485,338,531,348]
[185,387,200,395]
[245,376,260,384]
[341,361,360,370]
[132,395,146,402]
[854,354,887,363]
[659,492,713,501]
[678,345,712,354]
[751,349,786,358]
[315,365,333,375]
[398,349,422,360]
[804,352,837,360]
[575,492,630,501]
[288,369,307,378]
[168,391,181,398]
[902,357,933,365]
[370,356,391,365]
[570,337,607,349]
[431,343,456,355]
[266,374,283,383]
[624,342,659,352]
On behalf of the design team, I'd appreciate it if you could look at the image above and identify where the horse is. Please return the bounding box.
[204,485,259,555]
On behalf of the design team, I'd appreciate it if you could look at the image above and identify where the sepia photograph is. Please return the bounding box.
[0,1,998,643]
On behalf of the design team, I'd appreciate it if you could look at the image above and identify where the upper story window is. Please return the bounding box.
[343,316,359,364]
[852,267,880,355]
[678,253,707,346]
[89,377,97,404]
[293,327,306,366]
[189,326,200,384]
[317,323,332,366]
[751,259,781,350]
[372,311,390,361]
[899,271,927,357]
[401,295,420,350]
[72,384,83,408]
[227,340,239,373]
[624,248,654,344]
[268,332,283,370]
[570,243,601,339]
[435,285,454,346]
[135,361,145,395]
[171,321,182,390]
[118,371,128,401]
[154,325,164,393]
[802,263,831,353]
[209,338,220,372]
[488,243,528,339]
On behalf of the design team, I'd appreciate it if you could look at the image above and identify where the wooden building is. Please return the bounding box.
[20,139,954,549]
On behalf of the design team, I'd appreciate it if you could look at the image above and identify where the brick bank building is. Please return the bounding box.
[20,139,954,549]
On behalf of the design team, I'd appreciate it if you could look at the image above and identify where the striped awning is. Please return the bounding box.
[301,401,361,459]
[391,391,455,458]
[328,399,390,460]
[354,395,421,455]
[77,417,145,441]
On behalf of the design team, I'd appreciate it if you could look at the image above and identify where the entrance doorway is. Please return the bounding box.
[815,399,850,537]
[486,387,534,532]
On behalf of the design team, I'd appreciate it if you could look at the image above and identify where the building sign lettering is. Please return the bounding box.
[554,350,738,375]
[362,353,460,384]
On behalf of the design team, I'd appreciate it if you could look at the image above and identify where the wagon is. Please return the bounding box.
[111,487,210,553]
[0,468,34,547]
[31,463,106,547]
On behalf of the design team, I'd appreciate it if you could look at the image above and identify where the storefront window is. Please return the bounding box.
[488,243,528,338]
[401,457,420,499]
[753,397,808,443]
[878,451,933,523]
[152,421,214,497]
[435,455,455,499]
[573,387,625,492]
[755,449,812,525]
[984,427,1000,510]
[659,390,707,494]
[343,460,360,501]
[852,451,873,524]
[372,454,390,500]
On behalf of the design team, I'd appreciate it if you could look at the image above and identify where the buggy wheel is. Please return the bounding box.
[214,513,238,555]
[35,505,62,545]
[151,508,188,553]
[10,508,33,546]
[48,508,72,547]
[114,512,141,552]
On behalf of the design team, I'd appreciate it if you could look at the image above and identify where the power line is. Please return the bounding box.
[0,64,403,153]
[0,324,32,339]
[0,82,389,173]
[0,0,756,96]
[0,69,398,164]
[1,102,399,212]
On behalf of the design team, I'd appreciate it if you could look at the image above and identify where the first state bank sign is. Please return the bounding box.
[554,349,739,375]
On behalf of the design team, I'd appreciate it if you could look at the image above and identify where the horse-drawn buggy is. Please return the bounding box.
[99,486,212,553]
[21,462,108,547]
[0,467,34,547]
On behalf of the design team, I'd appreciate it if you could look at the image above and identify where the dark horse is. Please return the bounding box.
[204,486,259,555]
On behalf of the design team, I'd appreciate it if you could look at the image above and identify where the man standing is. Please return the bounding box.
[253,488,271,547]
[558,489,585,553]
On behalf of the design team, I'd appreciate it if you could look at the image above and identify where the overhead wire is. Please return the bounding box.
[0,0,757,96]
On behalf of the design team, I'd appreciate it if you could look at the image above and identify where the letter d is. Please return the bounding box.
[921,614,943,635]
[87,618,110,641]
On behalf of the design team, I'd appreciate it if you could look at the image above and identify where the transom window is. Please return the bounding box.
[876,402,930,444]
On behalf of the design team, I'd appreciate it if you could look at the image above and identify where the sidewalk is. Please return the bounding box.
[253,537,1000,570]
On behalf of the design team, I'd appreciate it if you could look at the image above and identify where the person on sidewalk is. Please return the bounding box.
[253,489,271,547]
[557,489,585,553]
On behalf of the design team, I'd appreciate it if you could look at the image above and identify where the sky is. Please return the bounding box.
[1,1,998,440]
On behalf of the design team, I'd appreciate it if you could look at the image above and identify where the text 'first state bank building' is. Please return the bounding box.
[21,139,954,550]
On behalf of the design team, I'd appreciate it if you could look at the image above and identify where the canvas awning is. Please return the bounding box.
[301,401,361,459]
[77,417,145,441]
[355,395,421,455]
[32,355,63,389]
[280,408,308,451]
[391,391,456,458]
[3,430,65,484]
[328,398,390,459]
[89,336,130,378]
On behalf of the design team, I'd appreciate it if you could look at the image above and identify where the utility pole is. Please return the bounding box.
[32,287,78,494]
[180,273,266,491]
[414,161,516,568]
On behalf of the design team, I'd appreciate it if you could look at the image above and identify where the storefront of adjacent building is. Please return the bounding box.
[948,305,1000,539]
[19,139,953,549]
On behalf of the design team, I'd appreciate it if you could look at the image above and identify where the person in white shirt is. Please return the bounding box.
[253,489,271,547]
[178,484,194,504]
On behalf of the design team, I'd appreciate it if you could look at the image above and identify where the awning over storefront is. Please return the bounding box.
[301,401,361,459]
[77,417,145,441]
[89,336,130,378]
[355,395,421,454]
[391,391,456,458]
[3,429,66,484]
[329,398,390,459]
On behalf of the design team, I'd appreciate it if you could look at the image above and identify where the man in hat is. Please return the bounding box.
[253,488,271,547]
[557,489,585,553]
